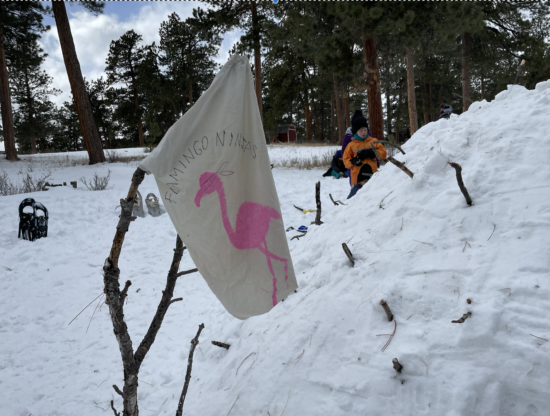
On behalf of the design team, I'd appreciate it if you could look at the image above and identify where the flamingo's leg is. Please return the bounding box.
[258,241,277,306]
[263,249,289,288]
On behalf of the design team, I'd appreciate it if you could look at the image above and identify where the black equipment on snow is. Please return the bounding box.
[18,198,48,241]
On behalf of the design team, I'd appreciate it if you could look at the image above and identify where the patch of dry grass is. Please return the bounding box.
[272,150,333,170]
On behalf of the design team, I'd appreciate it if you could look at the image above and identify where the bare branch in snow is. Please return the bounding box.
[448,162,472,206]
[212,341,231,349]
[175,323,205,416]
[342,243,355,267]
[452,312,472,323]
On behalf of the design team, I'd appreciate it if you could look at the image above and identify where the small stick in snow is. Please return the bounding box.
[448,162,473,206]
[329,194,339,206]
[387,156,414,178]
[530,334,548,342]
[452,311,472,323]
[86,293,105,333]
[236,352,256,375]
[313,181,323,225]
[420,358,429,375]
[175,268,198,278]
[392,358,403,373]
[487,224,496,241]
[379,299,394,322]
[175,323,205,416]
[462,241,471,252]
[467,298,472,304]
[110,400,120,416]
[226,395,240,416]
[279,391,291,416]
[342,243,355,267]
[294,349,305,365]
[212,341,231,349]
[290,232,307,241]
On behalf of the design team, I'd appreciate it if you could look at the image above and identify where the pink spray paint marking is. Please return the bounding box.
[194,171,289,306]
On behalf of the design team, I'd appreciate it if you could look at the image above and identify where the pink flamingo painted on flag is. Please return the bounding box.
[194,165,288,306]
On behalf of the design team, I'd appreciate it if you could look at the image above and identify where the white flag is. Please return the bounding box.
[138,55,297,319]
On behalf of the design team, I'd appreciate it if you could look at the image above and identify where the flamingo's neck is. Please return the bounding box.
[215,184,236,242]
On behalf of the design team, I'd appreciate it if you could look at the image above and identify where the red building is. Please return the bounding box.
[273,124,297,143]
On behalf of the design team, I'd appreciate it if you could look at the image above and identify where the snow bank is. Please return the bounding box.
[1,82,550,416]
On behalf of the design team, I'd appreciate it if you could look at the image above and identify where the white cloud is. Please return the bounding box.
[39,2,243,107]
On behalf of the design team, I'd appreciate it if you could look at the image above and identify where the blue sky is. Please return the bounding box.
[39,1,242,106]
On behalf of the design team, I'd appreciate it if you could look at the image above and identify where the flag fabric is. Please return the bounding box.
[138,55,298,319]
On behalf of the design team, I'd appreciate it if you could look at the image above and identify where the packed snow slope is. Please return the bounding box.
[1,82,550,416]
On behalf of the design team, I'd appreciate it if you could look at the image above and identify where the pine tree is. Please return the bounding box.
[52,1,106,164]
[0,1,46,161]
[105,30,146,147]
[10,32,60,153]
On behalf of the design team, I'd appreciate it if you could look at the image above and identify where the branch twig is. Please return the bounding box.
[175,323,205,416]
[448,162,472,206]
[169,297,183,305]
[112,385,123,397]
[68,292,104,325]
[381,320,397,352]
[175,268,198,278]
[212,341,231,349]
[452,311,472,323]
[120,280,131,304]
[329,193,339,206]
[487,224,496,241]
[110,400,120,416]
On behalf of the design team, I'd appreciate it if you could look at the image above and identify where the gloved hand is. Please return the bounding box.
[357,148,376,160]
[350,156,363,166]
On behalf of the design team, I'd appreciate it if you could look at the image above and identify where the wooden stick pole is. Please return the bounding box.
[448,162,472,206]
[314,181,323,225]
[379,299,394,322]
[176,323,205,416]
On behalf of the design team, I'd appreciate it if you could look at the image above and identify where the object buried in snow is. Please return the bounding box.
[452,311,472,323]
[393,358,403,373]
[448,162,472,206]
[380,299,394,322]
[18,198,48,241]
[342,243,355,267]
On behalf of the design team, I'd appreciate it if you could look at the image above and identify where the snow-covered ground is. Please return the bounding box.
[1,81,550,416]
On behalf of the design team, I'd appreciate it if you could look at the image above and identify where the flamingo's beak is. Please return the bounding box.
[194,190,203,207]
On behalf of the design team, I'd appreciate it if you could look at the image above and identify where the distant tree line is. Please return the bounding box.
[1,1,549,162]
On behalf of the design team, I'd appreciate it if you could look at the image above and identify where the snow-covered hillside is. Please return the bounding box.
[1,81,550,416]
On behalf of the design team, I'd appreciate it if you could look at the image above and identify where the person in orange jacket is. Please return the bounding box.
[343,112,386,199]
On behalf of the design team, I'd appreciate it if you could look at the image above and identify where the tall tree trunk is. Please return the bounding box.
[421,82,431,125]
[333,74,345,145]
[395,78,404,144]
[311,99,321,138]
[405,47,419,135]
[133,90,144,147]
[331,89,336,143]
[302,71,311,142]
[251,1,262,121]
[385,82,392,137]
[343,82,350,128]
[320,98,325,141]
[52,1,105,164]
[0,26,18,161]
[461,32,472,112]
[362,31,384,140]
[102,127,109,149]
[24,70,38,154]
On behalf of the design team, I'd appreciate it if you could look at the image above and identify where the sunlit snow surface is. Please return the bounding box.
[1,81,550,415]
